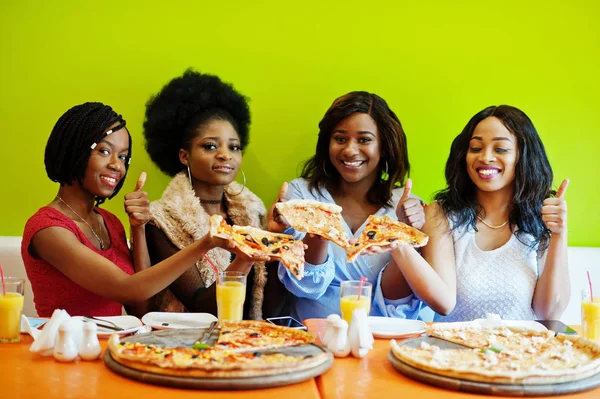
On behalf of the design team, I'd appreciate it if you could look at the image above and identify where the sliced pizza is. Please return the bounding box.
[215,320,315,352]
[346,215,429,262]
[107,333,325,378]
[209,215,306,279]
[275,199,350,248]
[390,329,600,385]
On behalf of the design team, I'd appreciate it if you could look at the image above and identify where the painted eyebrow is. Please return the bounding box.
[201,136,240,142]
[98,139,129,153]
[332,129,376,137]
[470,135,513,142]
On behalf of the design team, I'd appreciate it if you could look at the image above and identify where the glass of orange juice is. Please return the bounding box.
[216,271,246,321]
[0,277,25,343]
[582,293,600,342]
[340,280,372,324]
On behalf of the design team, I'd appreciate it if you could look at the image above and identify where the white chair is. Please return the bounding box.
[0,236,38,317]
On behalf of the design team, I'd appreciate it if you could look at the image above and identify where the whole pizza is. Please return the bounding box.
[107,320,329,378]
[390,324,600,385]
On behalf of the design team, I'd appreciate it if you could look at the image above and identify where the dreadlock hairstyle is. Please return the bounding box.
[435,105,554,250]
[143,68,251,177]
[301,91,410,207]
[44,102,131,206]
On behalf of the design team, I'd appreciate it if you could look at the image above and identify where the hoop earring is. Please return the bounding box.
[322,161,330,178]
[230,169,246,196]
[187,164,193,188]
[380,160,389,182]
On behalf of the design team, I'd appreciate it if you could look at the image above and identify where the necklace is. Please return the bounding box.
[199,198,222,205]
[477,216,509,229]
[56,195,105,250]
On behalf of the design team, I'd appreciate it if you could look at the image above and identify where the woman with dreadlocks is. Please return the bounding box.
[143,69,281,320]
[21,102,266,317]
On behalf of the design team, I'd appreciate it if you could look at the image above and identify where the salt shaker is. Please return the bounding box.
[326,318,351,357]
[322,314,341,347]
[54,321,78,362]
[79,322,102,360]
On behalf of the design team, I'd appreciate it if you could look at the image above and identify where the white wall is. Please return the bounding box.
[0,236,37,317]
[561,247,600,325]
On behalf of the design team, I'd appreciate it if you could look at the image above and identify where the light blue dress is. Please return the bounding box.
[278,178,427,322]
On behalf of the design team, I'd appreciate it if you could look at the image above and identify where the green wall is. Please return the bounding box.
[1,1,598,246]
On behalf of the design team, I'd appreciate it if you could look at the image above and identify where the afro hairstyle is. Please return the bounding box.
[143,69,251,176]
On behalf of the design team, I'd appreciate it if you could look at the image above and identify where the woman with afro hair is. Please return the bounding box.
[144,69,280,319]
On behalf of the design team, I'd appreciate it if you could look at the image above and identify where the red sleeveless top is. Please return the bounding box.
[21,206,135,317]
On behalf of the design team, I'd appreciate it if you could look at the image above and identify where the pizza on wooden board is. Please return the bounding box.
[275,199,351,249]
[346,215,429,262]
[209,215,306,279]
[107,320,322,378]
[390,324,600,385]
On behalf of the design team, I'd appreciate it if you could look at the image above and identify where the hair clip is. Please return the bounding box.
[89,121,126,150]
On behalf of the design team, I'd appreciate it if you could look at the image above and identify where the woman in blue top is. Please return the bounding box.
[267,92,454,321]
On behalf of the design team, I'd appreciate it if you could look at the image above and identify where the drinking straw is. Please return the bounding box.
[587,271,594,303]
[357,276,368,300]
[202,253,222,285]
[0,263,6,296]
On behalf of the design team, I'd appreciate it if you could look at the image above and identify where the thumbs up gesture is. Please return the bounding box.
[396,178,426,230]
[542,178,569,235]
[267,182,290,233]
[124,172,150,227]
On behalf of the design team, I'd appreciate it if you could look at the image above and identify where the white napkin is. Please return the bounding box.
[29,309,71,356]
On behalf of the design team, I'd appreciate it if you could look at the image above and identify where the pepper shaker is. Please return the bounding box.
[54,321,78,362]
[79,322,102,360]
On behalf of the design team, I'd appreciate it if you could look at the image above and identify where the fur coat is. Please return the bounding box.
[148,171,267,319]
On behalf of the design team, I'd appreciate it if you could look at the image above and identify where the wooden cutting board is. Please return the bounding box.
[388,337,600,396]
[103,328,333,390]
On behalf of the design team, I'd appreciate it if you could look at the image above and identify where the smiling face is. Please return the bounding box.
[180,119,242,187]
[328,112,381,185]
[466,116,518,194]
[83,124,130,198]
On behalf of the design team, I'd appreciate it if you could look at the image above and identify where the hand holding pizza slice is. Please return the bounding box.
[209,215,306,279]
[275,199,351,249]
[346,215,429,262]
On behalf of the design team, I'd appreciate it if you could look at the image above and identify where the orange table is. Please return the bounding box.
[305,319,600,399]
[0,335,321,399]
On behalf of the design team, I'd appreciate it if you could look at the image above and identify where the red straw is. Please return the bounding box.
[0,263,6,296]
[587,271,594,303]
[357,276,368,300]
[202,253,222,285]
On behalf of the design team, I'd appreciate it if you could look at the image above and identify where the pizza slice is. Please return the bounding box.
[209,215,306,279]
[215,320,315,353]
[275,199,350,248]
[426,324,555,351]
[346,215,429,262]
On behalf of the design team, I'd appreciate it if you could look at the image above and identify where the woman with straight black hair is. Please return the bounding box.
[267,91,451,321]
[413,105,569,321]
